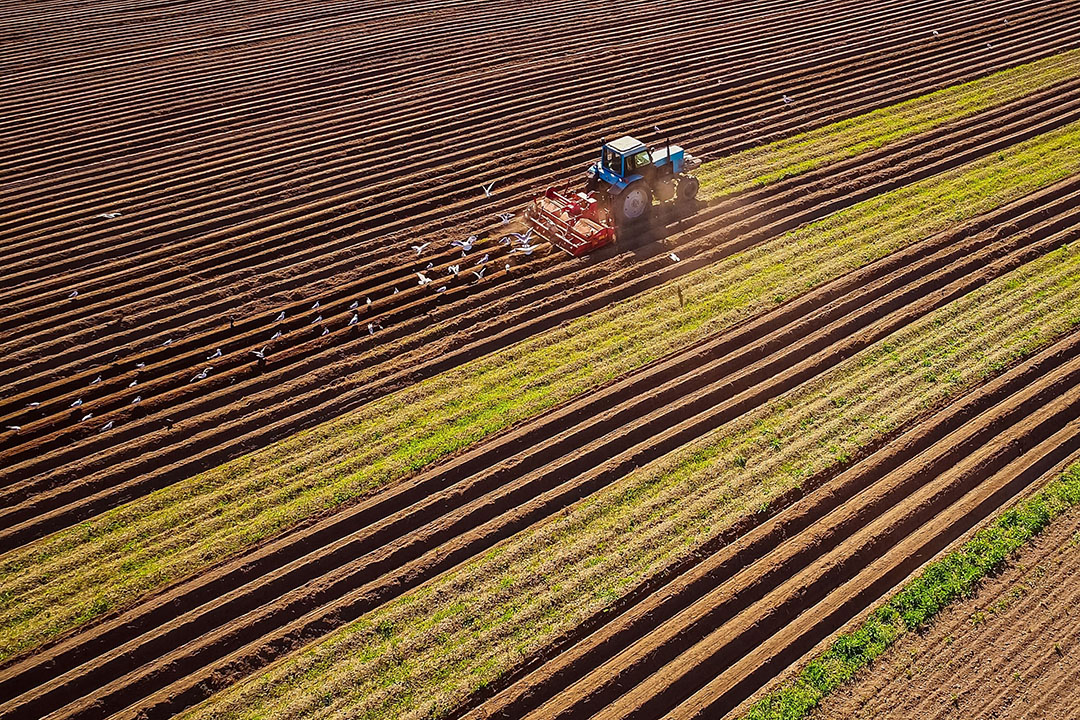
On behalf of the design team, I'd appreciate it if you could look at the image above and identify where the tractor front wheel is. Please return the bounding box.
[615,181,652,225]
[677,175,700,203]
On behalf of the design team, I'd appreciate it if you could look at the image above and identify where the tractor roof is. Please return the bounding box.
[606,135,646,154]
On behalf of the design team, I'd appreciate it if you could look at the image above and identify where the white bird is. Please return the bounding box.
[5,425,20,432]
[91,376,101,385]
[481,180,496,198]
[367,322,376,335]
[782,94,793,105]
[97,211,121,219]
[425,261,434,270]
[190,367,211,382]
[271,331,283,340]
[129,379,138,388]
[321,327,330,336]
[510,229,534,245]
[932,29,939,36]
[311,315,323,324]
[136,362,146,369]
[986,42,993,49]
[514,244,538,255]
[162,338,172,347]
[349,300,359,310]
[479,253,490,264]
[251,347,268,360]
[1003,18,1010,25]
[275,311,286,322]
[669,252,680,262]
[68,289,79,299]
[81,413,93,422]
[412,242,430,256]
[312,301,321,310]
[207,348,222,360]
[472,267,486,281]
[26,401,40,408]
[435,285,447,293]
[366,296,372,305]
[499,236,511,246]
[348,313,360,326]
[417,272,432,286]
[505,262,512,273]
[131,396,142,405]
[100,421,114,432]
[71,398,83,407]
[498,212,514,225]
[393,287,400,295]
[448,264,460,277]
[452,236,477,252]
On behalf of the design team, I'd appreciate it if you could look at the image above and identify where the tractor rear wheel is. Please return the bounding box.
[615,181,652,225]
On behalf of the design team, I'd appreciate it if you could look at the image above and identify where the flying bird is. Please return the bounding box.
[498,212,514,225]
[510,229,534,245]
[499,236,511,246]
[481,180,496,198]
[452,236,477,252]
[100,421,114,432]
[96,211,121,219]
[251,347,268,360]
[412,242,430,256]
[448,264,460,277]
[71,398,83,407]
[669,252,680,262]
[513,244,538,255]
[472,267,486,281]
[417,272,432,286]
[207,348,222,360]
[275,311,285,322]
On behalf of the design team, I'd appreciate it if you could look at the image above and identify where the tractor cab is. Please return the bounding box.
[587,135,700,224]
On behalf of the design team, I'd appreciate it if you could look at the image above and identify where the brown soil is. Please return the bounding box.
[809,508,1080,720]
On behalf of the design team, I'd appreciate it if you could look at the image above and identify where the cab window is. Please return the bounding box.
[629,151,651,171]
[603,148,622,174]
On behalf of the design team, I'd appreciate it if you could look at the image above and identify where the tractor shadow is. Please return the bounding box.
[614,198,705,259]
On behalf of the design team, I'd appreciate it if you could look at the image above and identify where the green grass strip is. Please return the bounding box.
[185,239,1080,720]
[5,96,1080,665]
[697,48,1080,198]
[741,462,1080,720]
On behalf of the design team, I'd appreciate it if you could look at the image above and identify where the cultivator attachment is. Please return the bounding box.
[524,187,616,256]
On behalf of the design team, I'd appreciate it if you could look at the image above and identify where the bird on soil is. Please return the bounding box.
[782,94,793,105]
[207,348,222,360]
[131,396,142,405]
[311,315,323,324]
[275,311,286,322]
[669,252,680,262]
[100,421,113,432]
[271,331,283,340]
[129,379,138,388]
[479,253,490,264]
[932,29,940,36]
[348,313,360,327]
[412,242,430,256]
[136,362,146,369]
[452,236,477,253]
[162,338,172,347]
[190,367,212,382]
[312,301,320,310]
[91,376,101,384]
[5,426,21,432]
[97,211,121,219]
[68,289,79,299]
[71,398,83,407]
[81,413,93,422]
[435,285,447,293]
[514,244,538,255]
[26,401,40,408]
[393,287,400,295]
[321,327,330,336]
[481,180,496,198]
[349,300,359,310]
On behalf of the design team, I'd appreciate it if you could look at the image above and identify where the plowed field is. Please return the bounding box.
[4,0,1080,718]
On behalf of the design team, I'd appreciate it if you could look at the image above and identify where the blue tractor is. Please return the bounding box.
[585,134,701,226]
